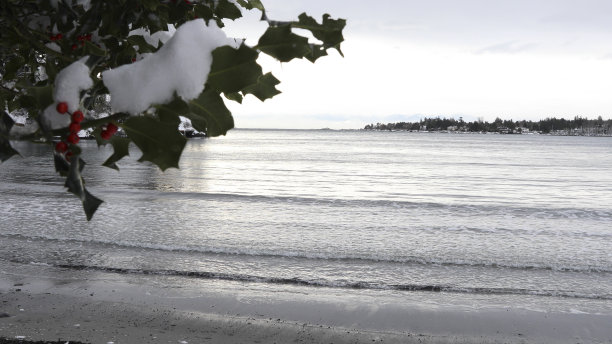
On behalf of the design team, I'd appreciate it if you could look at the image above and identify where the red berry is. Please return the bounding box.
[69,122,81,133]
[67,132,80,145]
[100,130,112,140]
[71,44,78,50]
[72,111,84,123]
[65,151,73,161]
[56,102,68,114]
[85,34,92,41]
[55,33,62,40]
[55,141,68,153]
[50,35,56,41]
[106,122,118,134]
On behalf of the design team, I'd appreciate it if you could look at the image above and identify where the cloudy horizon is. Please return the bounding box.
[224,0,612,129]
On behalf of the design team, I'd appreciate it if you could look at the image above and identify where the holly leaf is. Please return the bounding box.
[224,92,243,103]
[64,155,103,221]
[54,153,70,176]
[294,13,346,56]
[139,0,160,11]
[236,0,264,11]
[256,25,310,62]
[193,4,214,22]
[25,85,54,115]
[208,44,262,94]
[84,40,107,56]
[127,35,157,53]
[215,0,242,20]
[3,55,25,81]
[186,89,234,136]
[102,137,131,170]
[156,96,191,119]
[0,111,20,163]
[123,114,187,171]
[242,72,281,101]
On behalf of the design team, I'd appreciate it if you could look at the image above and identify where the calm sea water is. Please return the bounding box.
[1,130,611,313]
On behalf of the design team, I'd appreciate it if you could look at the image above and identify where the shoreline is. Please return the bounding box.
[1,261,611,343]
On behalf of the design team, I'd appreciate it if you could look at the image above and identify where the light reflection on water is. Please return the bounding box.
[1,130,611,312]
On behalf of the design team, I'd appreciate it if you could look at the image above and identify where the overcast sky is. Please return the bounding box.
[223,0,612,129]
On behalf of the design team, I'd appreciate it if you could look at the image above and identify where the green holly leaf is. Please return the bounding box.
[256,25,310,62]
[186,89,234,137]
[123,114,187,171]
[304,45,328,63]
[208,44,262,94]
[193,4,214,22]
[54,153,70,176]
[64,155,103,221]
[236,0,265,11]
[215,0,242,20]
[84,40,107,56]
[102,136,131,170]
[156,96,191,119]
[242,72,281,101]
[224,92,243,103]
[0,111,20,163]
[157,90,234,137]
[139,0,160,11]
[25,85,54,115]
[127,35,157,53]
[3,55,25,80]
[295,13,346,56]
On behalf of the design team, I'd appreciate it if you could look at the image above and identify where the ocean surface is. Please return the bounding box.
[1,129,611,314]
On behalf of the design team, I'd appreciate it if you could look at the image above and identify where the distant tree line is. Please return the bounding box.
[364,116,612,135]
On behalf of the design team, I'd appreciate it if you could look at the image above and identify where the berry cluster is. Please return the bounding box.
[49,33,63,41]
[101,123,118,140]
[55,101,83,160]
[71,33,93,51]
[54,101,119,160]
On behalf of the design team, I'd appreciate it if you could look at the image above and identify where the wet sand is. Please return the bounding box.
[1,261,610,344]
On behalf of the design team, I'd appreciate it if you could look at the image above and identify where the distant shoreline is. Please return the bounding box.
[364,116,612,136]
[362,129,612,137]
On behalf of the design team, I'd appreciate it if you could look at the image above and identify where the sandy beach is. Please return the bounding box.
[0,261,610,344]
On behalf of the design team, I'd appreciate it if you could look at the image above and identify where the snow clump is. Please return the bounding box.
[102,19,234,115]
[53,58,93,113]
[41,58,93,130]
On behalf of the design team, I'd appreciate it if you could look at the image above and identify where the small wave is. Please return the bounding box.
[37,263,612,301]
[95,189,612,220]
[2,233,611,274]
